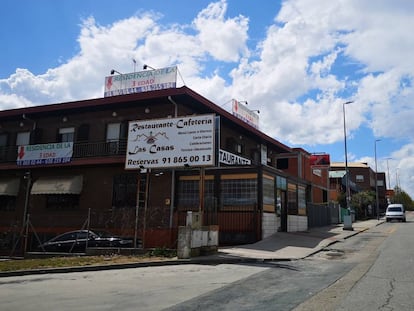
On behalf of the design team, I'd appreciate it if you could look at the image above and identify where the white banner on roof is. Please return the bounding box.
[232,99,259,129]
[104,66,177,97]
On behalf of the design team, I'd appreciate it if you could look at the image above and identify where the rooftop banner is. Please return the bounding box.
[104,66,177,97]
[125,114,215,169]
[310,154,330,166]
[232,99,259,129]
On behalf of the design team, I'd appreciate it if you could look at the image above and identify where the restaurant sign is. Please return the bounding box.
[219,149,251,165]
[126,114,215,169]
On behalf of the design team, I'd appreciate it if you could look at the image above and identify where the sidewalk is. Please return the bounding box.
[208,218,384,262]
[0,219,384,277]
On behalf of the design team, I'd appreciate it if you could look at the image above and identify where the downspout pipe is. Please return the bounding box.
[167,96,178,229]
[22,114,36,131]
[168,96,178,117]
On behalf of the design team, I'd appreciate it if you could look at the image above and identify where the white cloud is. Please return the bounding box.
[193,0,249,62]
[1,0,414,197]
[0,93,32,109]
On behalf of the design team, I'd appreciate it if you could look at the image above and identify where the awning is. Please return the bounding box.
[329,170,346,178]
[31,176,83,195]
[0,178,20,196]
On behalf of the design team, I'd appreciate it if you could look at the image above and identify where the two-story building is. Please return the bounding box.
[0,73,331,254]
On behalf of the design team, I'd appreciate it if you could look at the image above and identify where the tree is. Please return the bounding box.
[392,187,414,210]
[350,191,376,219]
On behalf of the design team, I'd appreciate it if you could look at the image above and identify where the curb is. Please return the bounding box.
[0,221,385,278]
[0,256,273,278]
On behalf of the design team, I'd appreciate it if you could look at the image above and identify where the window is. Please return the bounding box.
[263,175,275,212]
[106,123,121,154]
[356,175,364,182]
[177,179,200,210]
[276,176,287,190]
[59,127,75,142]
[287,183,297,215]
[0,196,16,211]
[16,132,30,146]
[77,124,89,142]
[46,195,80,210]
[225,137,244,155]
[112,174,139,209]
[220,174,257,209]
[277,158,289,169]
[0,133,8,160]
[107,123,121,142]
[0,133,7,147]
[298,186,306,216]
[176,177,214,210]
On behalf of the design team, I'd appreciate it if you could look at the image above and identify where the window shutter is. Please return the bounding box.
[77,124,90,142]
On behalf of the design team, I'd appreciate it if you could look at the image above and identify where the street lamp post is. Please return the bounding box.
[342,101,353,210]
[385,157,392,205]
[386,157,392,189]
[375,139,381,220]
[342,101,353,230]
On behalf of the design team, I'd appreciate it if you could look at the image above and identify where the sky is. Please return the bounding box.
[1,0,413,198]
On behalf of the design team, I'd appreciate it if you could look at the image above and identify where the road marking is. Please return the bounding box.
[386,227,396,234]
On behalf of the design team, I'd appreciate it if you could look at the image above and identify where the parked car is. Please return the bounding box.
[385,204,406,222]
[37,230,133,253]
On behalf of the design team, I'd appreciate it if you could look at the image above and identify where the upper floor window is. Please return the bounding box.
[59,127,75,142]
[356,175,364,182]
[107,123,121,142]
[0,133,7,147]
[225,137,244,155]
[16,132,30,146]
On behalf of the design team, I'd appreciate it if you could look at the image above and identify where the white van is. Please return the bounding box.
[385,204,406,222]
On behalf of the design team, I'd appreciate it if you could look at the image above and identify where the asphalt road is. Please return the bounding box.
[0,254,352,310]
[295,214,414,311]
[335,219,414,310]
[0,215,412,311]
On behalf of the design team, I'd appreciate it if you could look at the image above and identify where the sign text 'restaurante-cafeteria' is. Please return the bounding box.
[125,114,215,169]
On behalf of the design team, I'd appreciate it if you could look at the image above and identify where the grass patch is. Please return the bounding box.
[0,253,174,272]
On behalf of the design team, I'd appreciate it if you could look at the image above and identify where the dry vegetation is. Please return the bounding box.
[0,251,176,272]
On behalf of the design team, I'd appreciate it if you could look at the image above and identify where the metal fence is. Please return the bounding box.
[307,202,340,228]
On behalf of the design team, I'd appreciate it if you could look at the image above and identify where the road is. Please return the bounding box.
[0,214,412,311]
[295,213,414,311]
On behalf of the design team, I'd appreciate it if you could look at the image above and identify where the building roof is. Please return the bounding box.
[0,86,293,154]
[330,162,370,168]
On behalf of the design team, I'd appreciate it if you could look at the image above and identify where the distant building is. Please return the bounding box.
[329,162,387,217]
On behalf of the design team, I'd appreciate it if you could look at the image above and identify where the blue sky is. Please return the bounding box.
[1,0,414,197]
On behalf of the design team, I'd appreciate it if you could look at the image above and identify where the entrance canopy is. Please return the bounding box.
[31,176,83,195]
[0,178,20,196]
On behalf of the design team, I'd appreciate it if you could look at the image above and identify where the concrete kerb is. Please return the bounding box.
[0,220,386,278]
[303,219,386,259]
[215,219,386,262]
[0,256,262,278]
